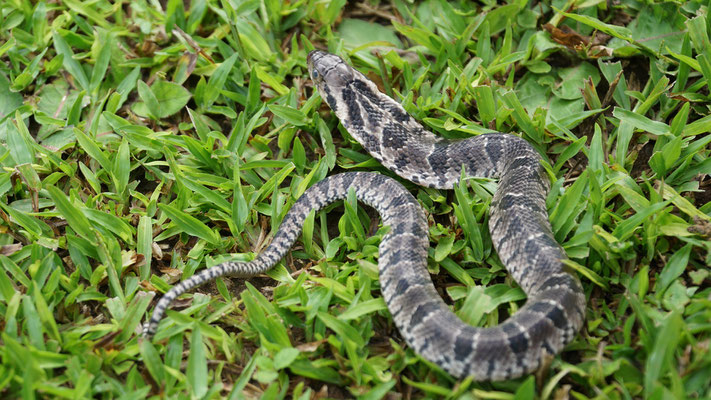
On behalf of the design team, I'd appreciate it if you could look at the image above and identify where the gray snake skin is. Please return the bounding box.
[143,51,586,381]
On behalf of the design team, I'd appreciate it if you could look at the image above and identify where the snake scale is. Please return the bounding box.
[143,50,586,381]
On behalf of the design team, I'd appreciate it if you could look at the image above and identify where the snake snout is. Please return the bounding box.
[306,50,328,74]
[307,51,353,87]
[307,50,326,62]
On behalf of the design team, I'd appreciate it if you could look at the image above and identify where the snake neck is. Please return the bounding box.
[320,64,549,191]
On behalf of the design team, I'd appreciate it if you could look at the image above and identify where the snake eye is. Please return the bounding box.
[311,70,319,80]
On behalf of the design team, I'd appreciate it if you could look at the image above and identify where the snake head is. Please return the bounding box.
[307,50,354,91]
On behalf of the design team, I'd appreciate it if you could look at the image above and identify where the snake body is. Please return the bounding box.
[143,51,586,381]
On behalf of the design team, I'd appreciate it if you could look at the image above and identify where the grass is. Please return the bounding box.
[1,0,710,398]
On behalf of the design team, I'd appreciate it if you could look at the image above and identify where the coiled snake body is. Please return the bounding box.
[144,51,586,381]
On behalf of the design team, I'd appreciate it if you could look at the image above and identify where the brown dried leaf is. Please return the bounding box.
[589,45,614,58]
[688,216,711,237]
[159,266,183,277]
[295,338,328,352]
[544,23,589,49]
[0,243,22,256]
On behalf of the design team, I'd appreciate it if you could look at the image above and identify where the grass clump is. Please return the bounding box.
[1,0,710,398]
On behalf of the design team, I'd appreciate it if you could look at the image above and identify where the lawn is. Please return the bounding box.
[1,0,710,398]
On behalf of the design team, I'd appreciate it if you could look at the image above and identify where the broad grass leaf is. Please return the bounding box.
[89,30,112,95]
[0,202,53,239]
[615,184,650,212]
[242,283,292,348]
[636,76,670,116]
[293,136,306,172]
[553,136,586,173]
[338,298,387,321]
[273,347,300,370]
[555,62,600,100]
[35,80,76,120]
[644,311,682,397]
[457,286,490,326]
[317,311,364,347]
[180,176,231,213]
[670,102,690,136]
[116,292,153,343]
[551,169,587,239]
[589,124,604,174]
[31,282,61,343]
[472,85,495,126]
[22,294,44,350]
[656,243,692,296]
[453,180,483,263]
[66,89,85,126]
[301,208,315,256]
[598,60,630,109]
[613,108,670,136]
[562,259,607,289]
[514,376,536,400]
[401,376,451,396]
[8,112,35,165]
[317,118,336,169]
[204,53,238,107]
[268,104,308,126]
[158,203,220,245]
[288,359,342,385]
[0,72,23,119]
[650,136,683,177]
[234,20,272,61]
[501,90,540,143]
[338,18,402,50]
[612,201,668,241]
[46,186,96,244]
[231,179,249,231]
[254,65,288,95]
[82,209,135,244]
[73,128,112,172]
[659,182,709,220]
[140,339,165,383]
[63,0,109,28]
[135,80,191,119]
[695,51,711,88]
[392,20,441,53]
[52,31,89,90]
[136,80,160,119]
[343,188,365,243]
[360,381,397,400]
[254,163,295,203]
[434,235,454,262]
[485,3,524,34]
[682,114,711,136]
[113,67,140,110]
[136,215,153,280]
[0,269,17,302]
[187,327,208,398]
[560,11,633,41]
[112,137,130,194]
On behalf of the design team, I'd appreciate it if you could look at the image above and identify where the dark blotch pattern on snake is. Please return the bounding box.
[143,50,586,381]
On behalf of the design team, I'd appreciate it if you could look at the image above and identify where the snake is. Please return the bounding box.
[143,50,586,381]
